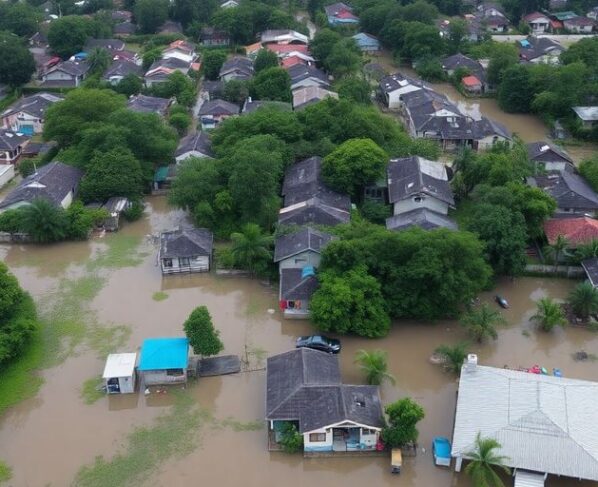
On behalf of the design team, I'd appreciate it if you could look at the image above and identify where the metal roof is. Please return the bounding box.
[452,364,598,481]
[103,353,137,378]
[514,470,546,487]
[138,338,189,371]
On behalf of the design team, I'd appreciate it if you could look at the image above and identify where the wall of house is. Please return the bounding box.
[175,151,211,163]
[279,250,322,270]
[45,71,74,82]
[142,368,187,385]
[477,135,510,151]
[393,195,449,216]
[283,300,311,319]
[303,428,333,451]
[161,255,210,274]
[60,191,74,209]
[0,165,15,188]
[291,79,328,91]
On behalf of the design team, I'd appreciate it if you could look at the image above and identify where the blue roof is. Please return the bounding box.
[138,337,189,371]
[433,437,451,458]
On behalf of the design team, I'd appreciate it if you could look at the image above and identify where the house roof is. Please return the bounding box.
[159,20,183,34]
[292,86,338,110]
[111,10,133,21]
[159,227,213,258]
[103,58,143,79]
[0,161,83,209]
[113,21,136,35]
[46,60,90,77]
[219,56,254,79]
[279,267,319,301]
[573,106,598,121]
[462,75,481,87]
[386,208,458,231]
[563,15,595,26]
[103,353,136,378]
[260,29,308,44]
[138,337,189,371]
[378,72,430,95]
[266,348,384,433]
[267,43,309,56]
[441,53,484,76]
[582,257,598,286]
[175,131,213,158]
[0,130,30,151]
[274,227,335,262]
[29,31,48,44]
[473,116,512,140]
[531,172,598,211]
[242,99,292,114]
[198,99,239,116]
[524,12,550,22]
[278,198,350,226]
[519,36,564,61]
[324,2,354,16]
[544,216,598,246]
[387,156,454,206]
[84,38,125,51]
[352,32,379,45]
[287,64,328,86]
[452,364,598,481]
[127,94,171,116]
[526,141,573,164]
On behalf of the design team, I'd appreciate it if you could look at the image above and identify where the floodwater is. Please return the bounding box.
[1,197,598,487]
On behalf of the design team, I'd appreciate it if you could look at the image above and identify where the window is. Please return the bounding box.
[166,368,184,376]
[163,258,173,268]
[309,433,326,442]
[179,257,190,267]
[362,428,376,435]
[287,300,296,309]
[413,196,422,203]
[294,258,307,264]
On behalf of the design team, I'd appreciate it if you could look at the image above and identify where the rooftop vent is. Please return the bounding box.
[540,144,550,152]
[465,353,477,373]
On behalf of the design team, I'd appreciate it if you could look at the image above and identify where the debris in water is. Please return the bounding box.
[267,309,275,314]
[144,388,150,395]
[573,350,588,361]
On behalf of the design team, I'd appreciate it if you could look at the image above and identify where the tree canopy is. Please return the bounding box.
[135,0,169,34]
[47,16,107,59]
[183,306,224,357]
[0,34,36,88]
[250,67,292,103]
[381,398,425,448]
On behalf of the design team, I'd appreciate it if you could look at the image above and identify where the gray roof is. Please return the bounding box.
[441,53,486,81]
[201,80,224,97]
[386,208,458,231]
[573,106,598,122]
[378,72,430,95]
[387,156,454,206]
[175,131,213,158]
[147,57,190,72]
[287,64,329,87]
[242,100,292,114]
[84,38,125,51]
[219,56,254,79]
[0,162,83,209]
[531,172,598,211]
[198,99,239,116]
[582,257,598,287]
[473,117,512,140]
[278,198,350,226]
[274,227,335,262]
[159,20,183,34]
[46,60,90,77]
[113,21,136,35]
[452,364,598,481]
[0,130,30,151]
[103,58,143,79]
[324,2,353,16]
[22,141,55,157]
[519,36,564,62]
[266,348,384,433]
[279,267,319,301]
[127,95,171,116]
[159,227,213,259]
[526,141,573,164]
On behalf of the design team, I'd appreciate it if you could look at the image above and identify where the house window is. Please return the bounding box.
[179,257,190,267]
[166,368,184,376]
[287,300,296,309]
[413,196,423,203]
[163,258,173,268]
[309,433,326,442]
[294,258,307,264]
[362,428,376,435]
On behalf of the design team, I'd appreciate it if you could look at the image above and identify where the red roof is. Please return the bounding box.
[267,44,309,55]
[550,19,564,29]
[544,217,598,247]
[281,56,306,68]
[337,10,358,19]
[524,12,549,22]
[462,75,481,87]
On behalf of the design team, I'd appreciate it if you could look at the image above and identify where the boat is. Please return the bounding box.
[432,437,451,467]
[390,448,402,474]
[495,295,509,309]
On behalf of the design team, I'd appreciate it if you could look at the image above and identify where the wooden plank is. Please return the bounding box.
[197,355,241,377]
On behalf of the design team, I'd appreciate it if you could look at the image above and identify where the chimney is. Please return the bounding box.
[465,353,478,373]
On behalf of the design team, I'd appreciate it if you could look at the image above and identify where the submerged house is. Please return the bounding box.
[452,355,598,485]
[138,337,189,385]
[266,348,385,453]
[529,172,598,216]
[526,141,574,172]
[279,266,318,318]
[159,227,213,274]
[103,353,137,394]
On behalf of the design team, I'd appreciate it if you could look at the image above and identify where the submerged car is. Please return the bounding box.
[495,295,509,309]
[296,335,341,354]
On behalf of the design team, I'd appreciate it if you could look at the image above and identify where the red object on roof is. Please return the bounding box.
[267,44,309,55]
[462,75,481,87]
[44,56,60,67]
[544,216,598,247]
[524,11,548,22]
[550,19,564,29]
[337,10,358,19]
[281,56,306,68]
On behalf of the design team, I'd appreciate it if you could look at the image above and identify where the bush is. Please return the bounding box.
[169,112,191,135]
[183,306,224,357]
[381,398,425,448]
[123,200,144,221]
[0,209,24,233]
[214,246,236,269]
[279,422,303,453]
[65,201,108,240]
[579,156,598,192]
[360,200,390,224]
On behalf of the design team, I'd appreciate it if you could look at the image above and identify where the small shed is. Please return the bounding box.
[103,197,131,231]
[102,353,137,394]
[138,337,189,385]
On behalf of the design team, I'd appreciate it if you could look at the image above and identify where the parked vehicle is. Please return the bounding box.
[391,448,402,474]
[295,335,341,354]
[495,295,509,309]
[432,437,451,467]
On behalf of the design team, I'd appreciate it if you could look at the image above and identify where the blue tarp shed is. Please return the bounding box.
[138,337,189,371]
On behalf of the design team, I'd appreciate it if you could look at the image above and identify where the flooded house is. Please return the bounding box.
[572,106,598,130]
[266,348,384,454]
[138,338,189,386]
[174,131,213,163]
[102,353,137,394]
[528,172,598,216]
[526,141,574,172]
[159,227,213,274]
[103,197,131,231]
[452,355,598,485]
[278,198,350,227]
[518,37,564,64]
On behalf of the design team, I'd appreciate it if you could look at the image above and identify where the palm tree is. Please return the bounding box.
[544,234,568,269]
[354,349,395,386]
[87,48,111,76]
[531,297,567,331]
[460,304,506,343]
[20,198,68,243]
[230,223,273,275]
[568,281,598,320]
[464,432,510,487]
[434,342,469,374]
[575,239,598,263]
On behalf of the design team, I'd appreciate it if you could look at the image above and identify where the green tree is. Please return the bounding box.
[0,262,23,322]
[498,65,532,113]
[279,423,303,453]
[464,433,510,487]
[183,305,224,356]
[135,0,169,34]
[415,56,446,82]
[434,342,468,374]
[142,47,163,70]
[250,67,292,103]
[575,239,598,262]
[87,48,111,76]
[460,304,505,343]
[169,157,222,212]
[65,201,108,240]
[447,19,468,54]
[169,112,191,135]
[579,156,598,192]
[321,138,388,197]
[113,73,143,97]
[20,199,68,243]
[531,297,567,332]
[223,80,249,104]
[0,209,24,233]
[568,281,598,320]
[79,148,144,203]
[309,28,342,63]
[47,15,93,58]
[230,223,273,275]
[381,398,425,448]
[202,50,228,81]
[311,266,390,337]
[544,234,568,269]
[324,38,361,78]
[0,34,36,87]
[401,22,443,60]
[336,76,372,104]
[354,349,395,386]
[486,44,519,87]
[0,2,40,37]
[254,49,279,73]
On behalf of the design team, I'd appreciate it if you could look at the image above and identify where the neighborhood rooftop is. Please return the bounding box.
[159,227,213,259]
[274,227,335,262]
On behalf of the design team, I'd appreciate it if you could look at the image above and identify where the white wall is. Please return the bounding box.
[278,250,322,270]
[161,255,210,274]
[60,191,74,209]
[303,428,333,451]
[477,135,510,151]
[393,195,449,215]
[0,165,15,189]
[142,369,187,385]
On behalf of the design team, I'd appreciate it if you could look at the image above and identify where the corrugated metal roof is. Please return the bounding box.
[138,338,189,371]
[103,353,137,378]
[514,470,546,487]
[452,365,598,481]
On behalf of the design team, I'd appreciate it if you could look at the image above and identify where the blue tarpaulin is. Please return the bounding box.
[138,337,189,371]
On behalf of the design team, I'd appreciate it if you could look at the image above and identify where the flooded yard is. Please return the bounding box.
[1,197,598,486]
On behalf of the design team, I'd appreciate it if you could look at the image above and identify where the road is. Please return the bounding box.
[491,33,596,46]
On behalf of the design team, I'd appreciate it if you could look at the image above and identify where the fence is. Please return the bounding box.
[524,264,585,278]
[0,232,32,243]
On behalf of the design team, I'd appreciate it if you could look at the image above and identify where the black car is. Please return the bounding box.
[296,335,341,354]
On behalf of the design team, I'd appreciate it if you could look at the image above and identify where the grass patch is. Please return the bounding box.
[218,417,263,432]
[521,329,531,337]
[81,376,105,405]
[152,291,169,302]
[87,324,132,359]
[0,460,12,483]
[74,392,211,487]
[88,234,145,271]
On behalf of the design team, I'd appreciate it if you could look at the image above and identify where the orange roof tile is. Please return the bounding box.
[544,217,598,247]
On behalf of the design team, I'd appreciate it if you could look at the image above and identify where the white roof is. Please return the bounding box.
[102,353,137,378]
[514,470,546,487]
[452,365,598,481]
[573,106,598,121]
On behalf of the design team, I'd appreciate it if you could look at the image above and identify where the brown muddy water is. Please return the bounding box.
[1,197,598,487]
